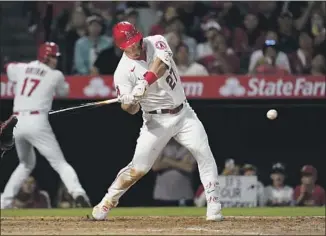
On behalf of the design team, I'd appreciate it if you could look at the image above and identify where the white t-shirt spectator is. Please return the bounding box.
[249,49,291,73]
[177,62,209,76]
[164,33,197,62]
[196,42,234,61]
[264,185,294,206]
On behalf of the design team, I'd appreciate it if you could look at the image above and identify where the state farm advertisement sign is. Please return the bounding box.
[1,75,325,99]
[217,76,326,98]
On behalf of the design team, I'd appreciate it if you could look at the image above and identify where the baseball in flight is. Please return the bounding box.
[267,109,278,120]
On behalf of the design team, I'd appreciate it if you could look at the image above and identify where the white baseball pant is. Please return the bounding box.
[100,102,220,213]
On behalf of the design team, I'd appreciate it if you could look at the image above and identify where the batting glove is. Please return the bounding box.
[118,94,137,105]
[131,80,148,99]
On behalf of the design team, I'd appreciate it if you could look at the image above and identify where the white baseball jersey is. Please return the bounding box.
[114,35,186,112]
[7,60,69,112]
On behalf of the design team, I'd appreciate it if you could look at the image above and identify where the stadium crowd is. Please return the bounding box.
[25,1,326,76]
[11,161,325,209]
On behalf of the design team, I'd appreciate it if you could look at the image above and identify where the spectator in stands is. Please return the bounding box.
[13,176,51,209]
[174,43,208,76]
[114,9,126,22]
[214,2,243,31]
[101,7,115,37]
[248,31,291,74]
[310,10,326,58]
[277,11,299,53]
[23,1,40,35]
[80,1,100,15]
[311,54,326,75]
[241,164,265,206]
[74,15,113,75]
[91,46,122,75]
[253,39,291,76]
[264,163,294,206]
[152,139,196,206]
[124,8,144,35]
[198,33,240,74]
[164,17,197,62]
[196,20,222,60]
[149,6,179,36]
[56,182,75,208]
[288,32,314,74]
[257,2,279,31]
[50,2,91,44]
[175,2,208,40]
[64,7,87,74]
[221,158,240,176]
[294,165,325,206]
[289,2,316,31]
[232,12,265,56]
[124,8,138,26]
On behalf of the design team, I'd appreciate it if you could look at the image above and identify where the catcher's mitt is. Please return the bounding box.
[0,115,18,152]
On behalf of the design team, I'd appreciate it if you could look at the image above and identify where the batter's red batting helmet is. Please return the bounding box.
[38,42,61,62]
[113,21,143,49]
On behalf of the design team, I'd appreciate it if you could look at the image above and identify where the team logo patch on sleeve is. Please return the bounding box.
[155,41,167,50]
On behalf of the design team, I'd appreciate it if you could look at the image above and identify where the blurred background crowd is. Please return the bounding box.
[8,140,325,209]
[1,1,326,76]
[0,1,325,209]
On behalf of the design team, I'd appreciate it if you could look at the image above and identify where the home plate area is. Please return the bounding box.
[1,216,325,235]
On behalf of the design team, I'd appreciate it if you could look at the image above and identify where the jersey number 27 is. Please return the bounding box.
[20,78,41,96]
[166,67,177,90]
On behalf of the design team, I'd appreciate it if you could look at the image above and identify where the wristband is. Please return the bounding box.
[144,71,158,85]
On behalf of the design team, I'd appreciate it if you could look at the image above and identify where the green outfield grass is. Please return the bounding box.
[1,207,325,217]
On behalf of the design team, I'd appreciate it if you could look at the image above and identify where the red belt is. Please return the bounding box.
[13,111,40,115]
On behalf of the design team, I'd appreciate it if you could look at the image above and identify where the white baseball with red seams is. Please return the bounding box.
[267,109,278,120]
[92,26,223,221]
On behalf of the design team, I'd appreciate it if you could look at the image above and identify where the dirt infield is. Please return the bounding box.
[1,216,325,235]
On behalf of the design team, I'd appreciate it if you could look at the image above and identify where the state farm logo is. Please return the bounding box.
[219,77,246,97]
[247,77,325,97]
[219,77,325,97]
[83,77,114,97]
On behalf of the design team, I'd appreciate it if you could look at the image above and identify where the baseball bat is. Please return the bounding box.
[49,98,119,115]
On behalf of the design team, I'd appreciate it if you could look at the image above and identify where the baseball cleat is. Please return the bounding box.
[206,213,224,221]
[91,199,112,220]
[85,214,99,221]
[206,202,223,221]
[75,195,91,208]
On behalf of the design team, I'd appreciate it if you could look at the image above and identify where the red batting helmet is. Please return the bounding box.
[38,42,61,62]
[113,21,143,49]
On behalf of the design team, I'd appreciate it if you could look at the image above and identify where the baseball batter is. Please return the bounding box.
[1,42,90,209]
[92,22,223,221]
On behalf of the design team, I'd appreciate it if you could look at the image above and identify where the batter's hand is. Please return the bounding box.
[131,80,148,99]
[118,94,136,105]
